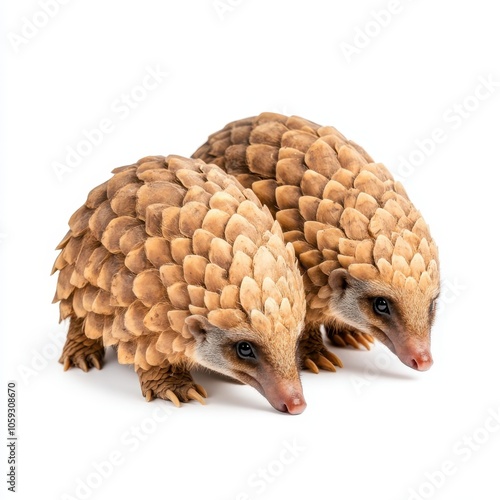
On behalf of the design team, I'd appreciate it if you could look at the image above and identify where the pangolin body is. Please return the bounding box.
[52,155,308,414]
[193,113,440,371]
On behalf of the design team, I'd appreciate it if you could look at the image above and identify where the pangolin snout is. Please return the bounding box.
[399,349,433,371]
[408,351,433,371]
[263,379,307,415]
[385,331,434,372]
[280,394,307,415]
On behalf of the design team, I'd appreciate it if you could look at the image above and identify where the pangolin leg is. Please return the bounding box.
[59,316,105,372]
[137,363,207,407]
[300,323,343,373]
[325,324,374,350]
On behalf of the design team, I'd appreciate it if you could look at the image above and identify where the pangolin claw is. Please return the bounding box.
[364,333,375,344]
[354,332,372,350]
[62,353,103,371]
[315,354,337,372]
[194,384,208,398]
[88,353,102,370]
[187,388,206,405]
[332,334,347,347]
[304,358,320,374]
[145,389,154,402]
[344,333,360,349]
[323,350,343,369]
[165,389,180,408]
[326,326,374,351]
[76,357,89,372]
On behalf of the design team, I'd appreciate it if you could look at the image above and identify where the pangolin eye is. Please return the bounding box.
[373,297,390,315]
[236,341,256,359]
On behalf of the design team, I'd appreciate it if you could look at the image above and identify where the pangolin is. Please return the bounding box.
[52,154,308,414]
[193,112,440,372]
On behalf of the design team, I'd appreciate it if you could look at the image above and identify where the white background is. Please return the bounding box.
[1,1,499,499]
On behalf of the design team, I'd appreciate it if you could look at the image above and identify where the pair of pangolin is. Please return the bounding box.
[53,113,440,414]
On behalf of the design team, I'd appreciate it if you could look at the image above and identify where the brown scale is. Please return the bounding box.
[193,112,440,372]
[52,155,307,411]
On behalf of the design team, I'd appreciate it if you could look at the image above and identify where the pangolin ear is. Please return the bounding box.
[185,315,213,340]
[328,268,350,292]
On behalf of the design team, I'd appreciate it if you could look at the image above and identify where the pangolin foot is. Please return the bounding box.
[59,329,104,372]
[300,325,343,373]
[138,366,207,407]
[326,326,374,350]
[303,348,343,374]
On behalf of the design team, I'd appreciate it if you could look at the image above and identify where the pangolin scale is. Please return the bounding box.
[52,154,309,413]
[193,112,440,371]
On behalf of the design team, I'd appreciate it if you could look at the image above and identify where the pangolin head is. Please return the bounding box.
[185,200,307,414]
[313,149,440,371]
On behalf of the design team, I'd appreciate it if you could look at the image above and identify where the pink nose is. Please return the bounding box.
[284,396,307,415]
[264,381,307,415]
[410,352,433,371]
